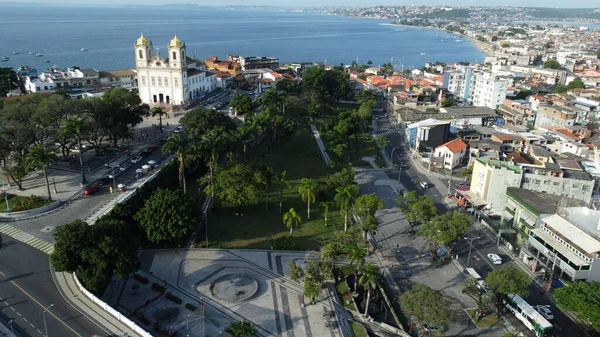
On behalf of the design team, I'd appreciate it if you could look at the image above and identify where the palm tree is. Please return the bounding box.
[298,178,317,220]
[334,184,359,231]
[64,117,89,184]
[360,214,379,242]
[152,107,168,133]
[24,144,56,201]
[347,244,368,293]
[320,202,329,226]
[283,208,302,235]
[276,171,290,214]
[359,263,381,317]
[258,166,274,212]
[162,133,189,194]
[303,277,321,305]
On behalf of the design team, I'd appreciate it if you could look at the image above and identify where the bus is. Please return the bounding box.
[465,268,488,291]
[503,293,553,337]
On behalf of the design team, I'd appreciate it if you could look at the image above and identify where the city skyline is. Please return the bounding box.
[0,0,597,8]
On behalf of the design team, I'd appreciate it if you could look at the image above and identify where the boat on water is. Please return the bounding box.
[420,52,427,55]
[28,52,35,55]
[1,57,9,62]
[12,51,18,55]
[36,53,43,57]
[44,60,50,63]
[81,48,88,51]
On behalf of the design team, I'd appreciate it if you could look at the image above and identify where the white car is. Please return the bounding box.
[487,253,502,265]
[535,305,554,320]
[420,182,429,189]
[131,155,143,164]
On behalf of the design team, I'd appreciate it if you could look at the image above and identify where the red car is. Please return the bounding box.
[83,184,100,195]
[147,145,157,152]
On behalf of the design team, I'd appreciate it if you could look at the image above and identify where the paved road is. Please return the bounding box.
[373,109,586,337]
[0,235,105,337]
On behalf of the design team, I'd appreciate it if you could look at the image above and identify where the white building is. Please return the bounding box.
[24,76,56,93]
[470,71,508,109]
[134,34,216,107]
[434,138,468,169]
[99,69,138,91]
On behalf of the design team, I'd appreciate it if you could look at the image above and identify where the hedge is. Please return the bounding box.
[185,303,198,311]
[133,274,149,284]
[166,292,182,304]
[151,283,166,293]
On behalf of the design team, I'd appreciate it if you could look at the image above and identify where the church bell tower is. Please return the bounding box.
[134,33,152,68]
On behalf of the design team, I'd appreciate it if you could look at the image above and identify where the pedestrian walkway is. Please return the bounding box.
[0,224,54,254]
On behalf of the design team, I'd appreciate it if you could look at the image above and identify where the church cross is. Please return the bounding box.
[155,47,160,56]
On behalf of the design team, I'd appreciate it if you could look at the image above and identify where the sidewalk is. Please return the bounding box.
[52,270,142,337]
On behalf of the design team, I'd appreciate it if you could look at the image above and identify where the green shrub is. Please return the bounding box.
[185,303,198,311]
[12,195,51,212]
[273,236,296,250]
[151,283,166,293]
[166,292,182,304]
[227,320,257,337]
[133,274,149,284]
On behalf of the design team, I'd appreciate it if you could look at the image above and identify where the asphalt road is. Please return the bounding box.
[0,235,105,337]
[373,108,586,337]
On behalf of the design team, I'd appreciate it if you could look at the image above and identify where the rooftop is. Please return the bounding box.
[542,213,600,255]
[440,106,498,118]
[506,187,562,216]
[477,158,522,173]
[436,138,467,153]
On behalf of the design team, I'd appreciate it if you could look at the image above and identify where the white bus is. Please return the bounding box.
[465,268,489,291]
[503,293,553,337]
[465,268,481,279]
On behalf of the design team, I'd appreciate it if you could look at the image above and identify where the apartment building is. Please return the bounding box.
[229,55,279,71]
[469,158,523,212]
[99,69,138,91]
[443,67,508,109]
[440,106,499,133]
[491,134,525,153]
[528,209,600,282]
[534,105,576,128]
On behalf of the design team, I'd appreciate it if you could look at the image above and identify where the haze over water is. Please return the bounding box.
[0,5,485,71]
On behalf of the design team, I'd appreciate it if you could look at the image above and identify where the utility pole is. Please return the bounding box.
[41,303,55,337]
[447,166,453,198]
[464,237,480,268]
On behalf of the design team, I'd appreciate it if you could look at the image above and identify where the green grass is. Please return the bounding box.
[350,321,368,337]
[465,309,499,328]
[335,280,356,310]
[1,194,51,212]
[202,127,344,250]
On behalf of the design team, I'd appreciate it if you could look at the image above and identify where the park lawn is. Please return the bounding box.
[203,127,345,250]
[350,322,368,337]
[465,309,499,328]
[335,280,356,311]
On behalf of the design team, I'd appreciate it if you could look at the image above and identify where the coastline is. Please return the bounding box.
[382,23,495,58]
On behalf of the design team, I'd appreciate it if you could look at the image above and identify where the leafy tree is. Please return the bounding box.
[401,284,452,333]
[347,244,368,293]
[397,191,437,232]
[230,92,254,115]
[359,214,379,242]
[485,266,531,315]
[64,116,90,184]
[275,171,290,214]
[51,218,139,294]
[418,211,470,257]
[283,208,302,235]
[326,167,355,189]
[227,321,257,337]
[24,144,56,201]
[179,107,236,140]
[442,96,455,107]
[555,281,600,332]
[567,79,585,89]
[501,43,510,48]
[359,263,381,317]
[461,275,495,320]
[151,107,168,133]
[303,276,321,305]
[275,78,295,94]
[354,193,384,219]
[596,48,600,59]
[163,133,190,193]
[491,36,498,42]
[212,163,258,209]
[554,85,568,93]
[357,89,377,107]
[335,184,360,231]
[544,60,562,70]
[0,67,18,97]
[298,178,317,220]
[515,90,532,100]
[382,62,393,75]
[101,87,149,148]
[79,98,109,155]
[289,260,305,281]
[134,188,197,244]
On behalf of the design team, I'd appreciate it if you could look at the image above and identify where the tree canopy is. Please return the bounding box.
[543,60,562,70]
[179,106,236,140]
[485,265,531,313]
[230,92,255,115]
[134,188,197,243]
[401,284,452,330]
[554,281,600,332]
[397,191,437,230]
[418,211,470,252]
[567,79,585,89]
[0,67,18,97]
[212,163,258,207]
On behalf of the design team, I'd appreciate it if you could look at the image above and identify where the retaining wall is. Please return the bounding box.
[0,200,61,220]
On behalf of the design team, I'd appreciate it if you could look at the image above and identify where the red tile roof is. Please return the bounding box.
[531,95,548,101]
[436,138,467,154]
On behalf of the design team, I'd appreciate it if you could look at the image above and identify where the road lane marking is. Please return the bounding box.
[17,312,22,316]
[0,270,83,337]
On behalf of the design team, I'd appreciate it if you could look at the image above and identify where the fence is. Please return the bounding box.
[72,274,153,337]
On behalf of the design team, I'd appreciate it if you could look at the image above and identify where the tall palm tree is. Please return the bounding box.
[303,277,321,305]
[319,202,329,226]
[258,166,274,212]
[276,171,290,214]
[298,178,317,220]
[334,184,359,231]
[347,244,368,293]
[64,117,89,184]
[152,107,168,133]
[283,208,302,235]
[25,144,56,201]
[162,133,189,193]
[359,263,381,317]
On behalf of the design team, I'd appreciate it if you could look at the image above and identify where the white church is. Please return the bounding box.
[134,34,217,107]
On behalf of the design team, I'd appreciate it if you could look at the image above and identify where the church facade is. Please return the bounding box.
[134,34,217,107]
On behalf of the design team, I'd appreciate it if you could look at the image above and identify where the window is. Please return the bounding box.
[164,77,169,86]
[141,76,146,85]
[139,50,143,59]
[172,51,177,60]
[158,77,162,86]
[553,182,560,186]
[151,77,156,86]
[174,77,178,87]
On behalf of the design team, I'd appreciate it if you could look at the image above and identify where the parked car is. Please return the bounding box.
[83,184,100,195]
[487,253,502,265]
[146,145,157,152]
[399,165,408,170]
[420,182,429,189]
[131,155,143,164]
[98,176,111,186]
[535,305,554,320]
[119,163,131,171]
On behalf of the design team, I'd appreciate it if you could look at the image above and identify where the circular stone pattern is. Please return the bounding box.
[209,274,258,304]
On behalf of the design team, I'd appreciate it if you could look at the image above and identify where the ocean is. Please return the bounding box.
[0,5,484,72]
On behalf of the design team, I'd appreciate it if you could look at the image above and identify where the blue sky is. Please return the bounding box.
[0,0,592,7]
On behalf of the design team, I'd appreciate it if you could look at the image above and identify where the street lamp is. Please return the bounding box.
[464,237,481,269]
[390,147,403,195]
[40,303,55,337]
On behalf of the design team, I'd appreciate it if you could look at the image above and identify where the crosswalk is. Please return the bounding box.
[0,224,54,255]
[377,127,397,133]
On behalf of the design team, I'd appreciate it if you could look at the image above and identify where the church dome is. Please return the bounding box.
[169,35,184,48]
[135,33,150,46]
